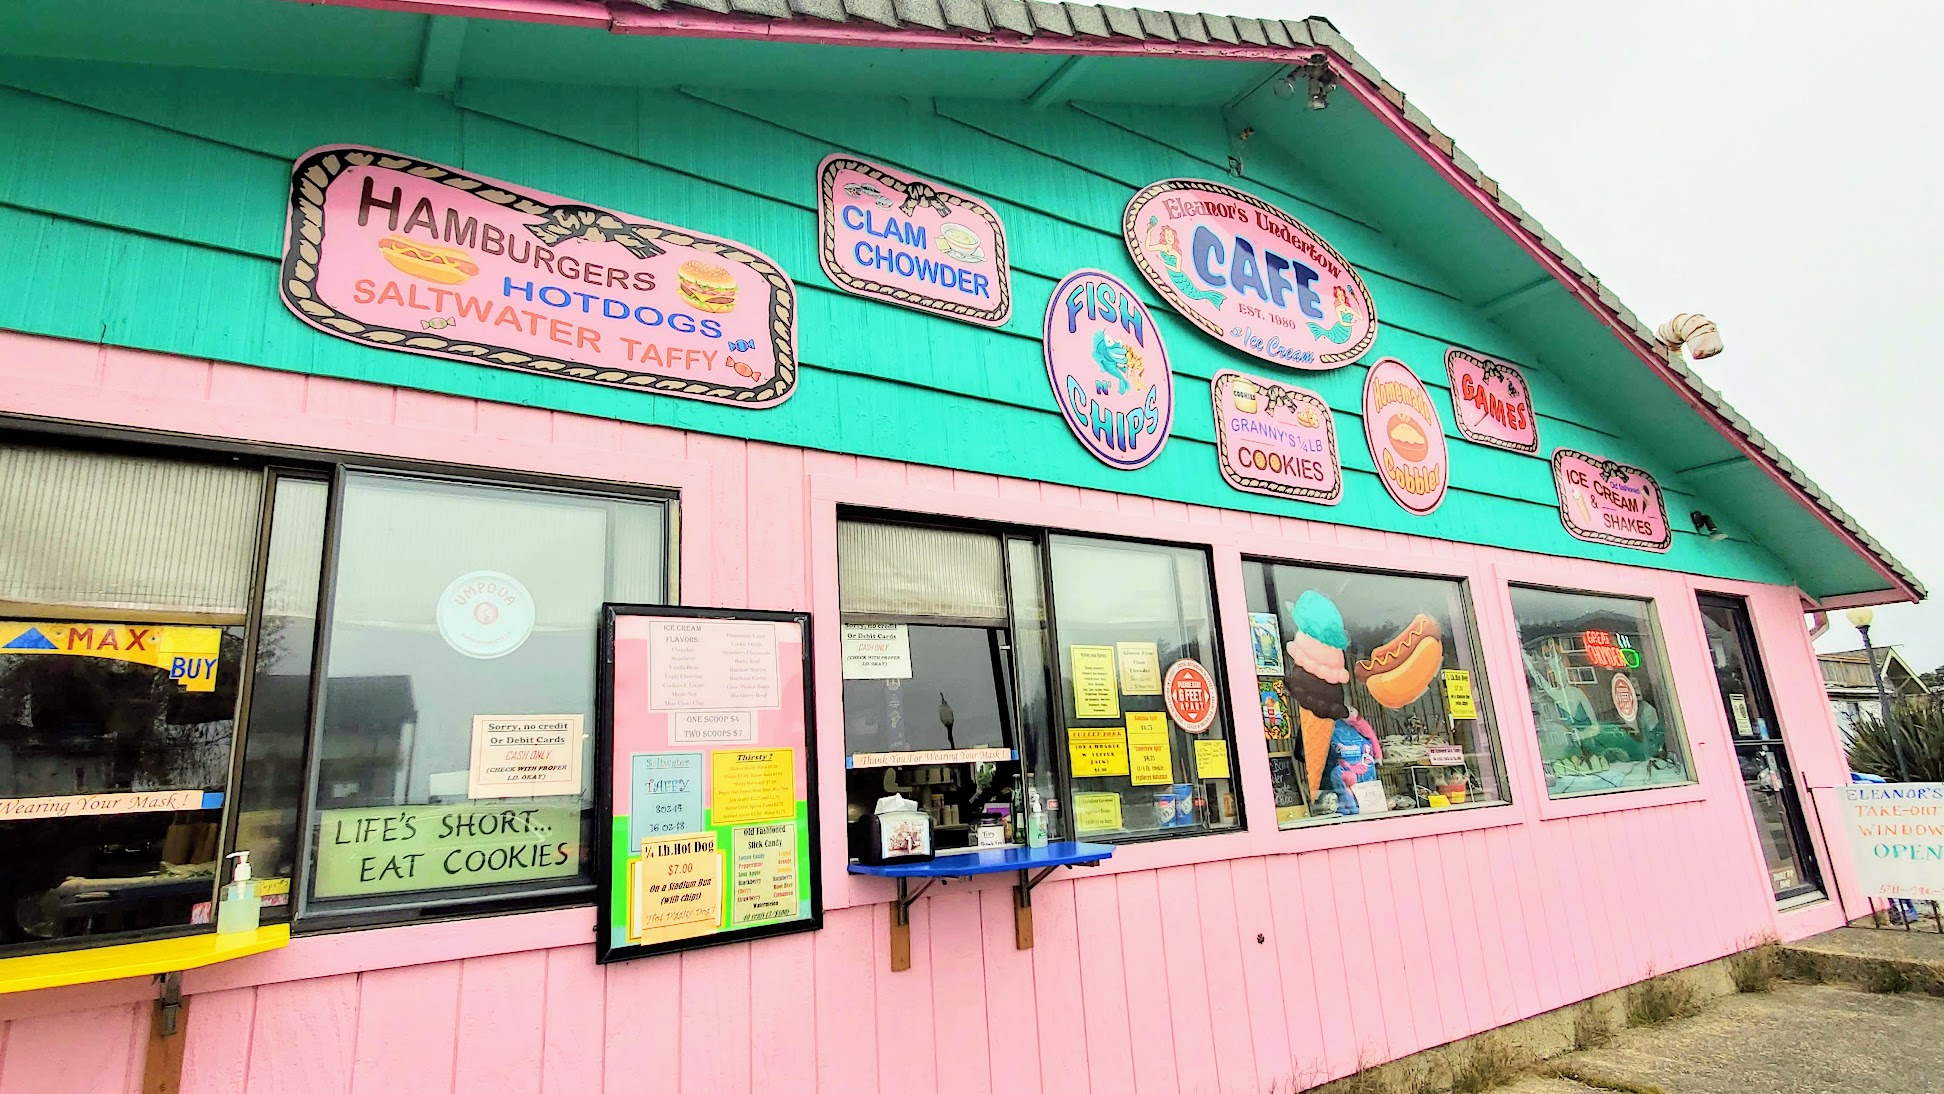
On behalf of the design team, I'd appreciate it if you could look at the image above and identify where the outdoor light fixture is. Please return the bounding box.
[1277,56,1337,111]
[1689,511,1727,541]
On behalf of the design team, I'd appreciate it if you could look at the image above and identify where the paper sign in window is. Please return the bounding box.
[1442,670,1478,720]
[1193,739,1232,781]
[1070,645,1120,718]
[630,833,722,942]
[1126,713,1173,785]
[840,624,912,680]
[1068,727,1130,778]
[1073,792,1124,833]
[0,621,222,692]
[730,822,798,926]
[1116,642,1163,695]
[708,749,796,826]
[468,714,584,799]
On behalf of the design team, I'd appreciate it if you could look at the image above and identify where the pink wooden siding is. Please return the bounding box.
[0,332,1861,1093]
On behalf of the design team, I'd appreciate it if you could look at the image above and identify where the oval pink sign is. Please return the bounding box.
[1123,178,1376,370]
[281,145,797,407]
[816,154,1011,328]
[1445,347,1539,454]
[1044,269,1172,470]
[1363,357,1447,515]
[1552,449,1671,552]
[1210,369,1340,504]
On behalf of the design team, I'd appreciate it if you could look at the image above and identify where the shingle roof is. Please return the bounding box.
[608,0,1921,601]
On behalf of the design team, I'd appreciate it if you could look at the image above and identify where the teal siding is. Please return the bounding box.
[0,59,1790,584]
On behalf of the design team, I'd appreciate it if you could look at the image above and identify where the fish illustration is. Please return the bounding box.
[727,338,756,352]
[1091,330,1146,397]
[843,182,895,208]
[421,317,460,330]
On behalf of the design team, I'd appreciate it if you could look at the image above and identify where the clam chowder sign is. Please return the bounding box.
[1044,270,1172,470]
[1123,179,1375,370]
[816,155,1010,328]
[281,145,798,408]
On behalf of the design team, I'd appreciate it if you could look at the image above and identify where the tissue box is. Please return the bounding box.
[861,810,934,865]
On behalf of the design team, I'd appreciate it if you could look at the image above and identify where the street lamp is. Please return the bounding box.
[1846,606,1911,781]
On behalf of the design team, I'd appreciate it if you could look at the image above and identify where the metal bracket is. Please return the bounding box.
[157,971,184,1038]
[891,877,939,927]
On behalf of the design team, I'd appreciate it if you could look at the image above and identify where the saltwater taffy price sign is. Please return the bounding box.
[281,145,799,407]
[1123,179,1375,369]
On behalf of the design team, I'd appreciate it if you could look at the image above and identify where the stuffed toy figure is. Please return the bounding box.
[1322,708,1383,814]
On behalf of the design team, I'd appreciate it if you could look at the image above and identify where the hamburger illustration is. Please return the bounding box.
[1386,413,1429,462]
[378,235,479,285]
[676,260,739,313]
[1230,377,1260,413]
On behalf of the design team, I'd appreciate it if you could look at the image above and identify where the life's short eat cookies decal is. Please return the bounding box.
[1362,357,1448,515]
[280,145,799,408]
[816,155,1010,328]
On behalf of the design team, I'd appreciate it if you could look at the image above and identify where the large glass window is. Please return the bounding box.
[300,473,666,919]
[837,517,1240,850]
[1509,586,1692,797]
[1244,560,1506,827]
[0,444,262,953]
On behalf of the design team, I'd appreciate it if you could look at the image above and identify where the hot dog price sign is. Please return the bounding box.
[280,145,799,408]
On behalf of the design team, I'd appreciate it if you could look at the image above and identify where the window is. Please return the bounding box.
[0,444,263,954]
[1243,560,1507,828]
[298,472,667,919]
[1509,586,1692,797]
[836,517,1240,850]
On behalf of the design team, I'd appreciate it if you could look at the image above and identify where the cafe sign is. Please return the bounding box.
[1044,269,1173,470]
[281,145,798,408]
[1445,347,1538,454]
[1553,449,1672,552]
[816,155,1010,328]
[1123,178,1375,370]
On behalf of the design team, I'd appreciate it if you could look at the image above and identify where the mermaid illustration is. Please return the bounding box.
[1308,284,1362,344]
[1092,330,1146,396]
[1146,217,1225,308]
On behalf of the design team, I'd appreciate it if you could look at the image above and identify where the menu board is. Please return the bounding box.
[596,606,821,963]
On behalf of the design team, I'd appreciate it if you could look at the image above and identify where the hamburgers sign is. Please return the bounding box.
[280,145,799,408]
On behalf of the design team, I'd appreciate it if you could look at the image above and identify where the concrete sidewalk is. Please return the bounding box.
[1500,983,1944,1094]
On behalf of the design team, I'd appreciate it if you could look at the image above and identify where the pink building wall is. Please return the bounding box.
[0,331,1865,1093]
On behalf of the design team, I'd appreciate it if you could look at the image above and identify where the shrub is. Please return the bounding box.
[1847,696,1944,782]
[1624,975,1700,1026]
[1728,940,1780,993]
[1572,1002,1614,1049]
[1449,1036,1528,1093]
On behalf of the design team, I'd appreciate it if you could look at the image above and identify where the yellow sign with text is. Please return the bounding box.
[1116,642,1163,695]
[1443,670,1478,720]
[1073,792,1124,833]
[0,622,221,691]
[708,749,796,826]
[1068,727,1130,778]
[630,832,722,944]
[1070,645,1120,719]
[1126,712,1173,785]
[1194,739,1232,781]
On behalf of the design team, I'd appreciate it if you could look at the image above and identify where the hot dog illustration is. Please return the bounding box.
[378,235,479,285]
[1355,614,1444,709]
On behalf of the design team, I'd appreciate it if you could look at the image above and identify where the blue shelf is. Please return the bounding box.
[849,841,1114,878]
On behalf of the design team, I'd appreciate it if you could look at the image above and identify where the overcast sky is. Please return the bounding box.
[1165,1,1944,672]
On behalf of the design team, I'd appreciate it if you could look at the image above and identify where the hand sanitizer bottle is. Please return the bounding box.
[217,851,260,935]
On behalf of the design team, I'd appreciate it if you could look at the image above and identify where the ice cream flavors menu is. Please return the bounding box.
[597,608,821,963]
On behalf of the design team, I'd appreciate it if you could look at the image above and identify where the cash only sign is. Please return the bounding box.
[280,145,799,407]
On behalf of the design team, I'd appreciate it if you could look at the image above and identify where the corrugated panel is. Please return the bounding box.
[0,445,264,617]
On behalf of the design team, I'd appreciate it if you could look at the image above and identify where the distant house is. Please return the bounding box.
[1820,646,1931,732]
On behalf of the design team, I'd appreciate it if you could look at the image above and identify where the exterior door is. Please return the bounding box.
[1698,595,1823,902]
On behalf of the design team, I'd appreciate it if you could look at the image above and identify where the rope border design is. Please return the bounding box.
[1121,177,1379,367]
[815,156,1012,328]
[1551,448,1673,552]
[1209,371,1343,505]
[279,145,798,407]
[1444,346,1541,455]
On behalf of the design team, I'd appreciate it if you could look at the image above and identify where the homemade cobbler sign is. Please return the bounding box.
[816,155,1010,328]
[1210,369,1341,504]
[1363,358,1448,515]
[1044,269,1173,470]
[1552,449,1671,552]
[1444,347,1539,454]
[1123,179,1376,369]
[280,145,798,407]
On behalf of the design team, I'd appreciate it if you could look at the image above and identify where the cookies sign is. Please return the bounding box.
[1553,450,1672,552]
[1123,179,1375,370]
[1363,358,1448,515]
[1211,369,1341,505]
[281,145,798,408]
[816,155,1010,328]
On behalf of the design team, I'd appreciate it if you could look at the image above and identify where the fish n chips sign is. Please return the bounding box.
[280,146,798,407]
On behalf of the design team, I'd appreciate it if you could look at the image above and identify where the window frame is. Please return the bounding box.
[833,507,1246,847]
[1505,581,1698,805]
[1240,553,1512,831]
